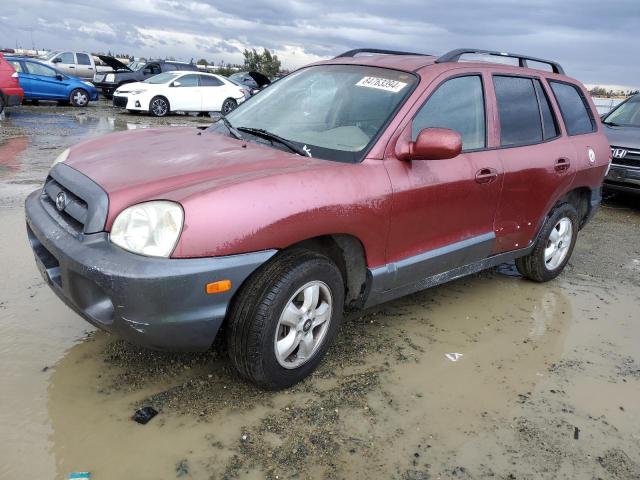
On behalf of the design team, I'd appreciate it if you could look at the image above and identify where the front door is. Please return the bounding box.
[169,74,202,112]
[384,73,503,288]
[52,52,76,77]
[23,62,64,99]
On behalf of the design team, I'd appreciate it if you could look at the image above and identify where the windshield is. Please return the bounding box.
[143,72,178,84]
[130,61,145,71]
[41,51,60,61]
[219,64,417,162]
[604,95,640,127]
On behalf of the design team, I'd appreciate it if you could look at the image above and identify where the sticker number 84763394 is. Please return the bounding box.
[355,76,408,93]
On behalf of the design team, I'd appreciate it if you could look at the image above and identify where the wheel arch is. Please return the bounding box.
[283,234,368,308]
[556,186,594,229]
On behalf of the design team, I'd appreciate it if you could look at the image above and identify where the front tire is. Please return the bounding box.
[69,88,89,107]
[149,96,170,117]
[516,203,579,282]
[226,249,344,390]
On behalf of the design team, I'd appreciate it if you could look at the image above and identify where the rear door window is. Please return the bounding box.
[549,81,595,135]
[412,75,486,151]
[493,76,542,146]
[533,79,559,140]
[76,53,91,65]
[200,75,223,87]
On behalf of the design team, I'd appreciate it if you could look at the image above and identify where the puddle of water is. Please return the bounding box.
[2,202,639,479]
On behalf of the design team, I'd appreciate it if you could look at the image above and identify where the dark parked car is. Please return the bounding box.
[601,94,640,194]
[25,48,608,389]
[229,71,271,94]
[0,53,23,114]
[93,56,199,98]
[6,57,98,107]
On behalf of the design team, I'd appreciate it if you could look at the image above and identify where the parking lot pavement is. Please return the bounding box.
[1,102,639,479]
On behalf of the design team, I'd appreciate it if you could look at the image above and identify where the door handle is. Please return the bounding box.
[475,167,498,184]
[554,157,570,173]
[69,66,75,68]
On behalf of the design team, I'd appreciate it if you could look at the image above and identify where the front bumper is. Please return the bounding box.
[94,82,117,97]
[2,87,23,105]
[25,189,276,351]
[604,165,640,194]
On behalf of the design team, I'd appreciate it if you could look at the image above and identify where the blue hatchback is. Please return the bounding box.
[6,57,99,107]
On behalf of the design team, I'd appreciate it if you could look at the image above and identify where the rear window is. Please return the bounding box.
[493,76,543,146]
[549,81,595,135]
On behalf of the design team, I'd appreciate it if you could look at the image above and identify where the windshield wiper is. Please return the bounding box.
[219,117,244,140]
[603,120,620,126]
[237,127,309,157]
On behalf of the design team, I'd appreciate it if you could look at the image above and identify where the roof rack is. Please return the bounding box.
[435,48,565,75]
[335,48,430,58]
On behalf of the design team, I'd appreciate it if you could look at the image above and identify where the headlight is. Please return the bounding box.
[110,201,184,257]
[130,89,146,95]
[82,81,94,87]
[105,73,115,82]
[52,148,70,168]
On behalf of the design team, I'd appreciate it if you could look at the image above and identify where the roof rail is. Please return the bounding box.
[435,48,565,75]
[335,48,430,59]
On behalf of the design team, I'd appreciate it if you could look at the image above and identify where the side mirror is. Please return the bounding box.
[56,74,64,81]
[52,57,62,63]
[398,128,462,161]
[172,80,181,87]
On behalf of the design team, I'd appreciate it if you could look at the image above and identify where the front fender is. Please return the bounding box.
[172,159,392,267]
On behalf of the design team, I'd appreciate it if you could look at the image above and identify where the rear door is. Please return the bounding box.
[199,75,226,111]
[384,72,503,286]
[169,74,202,111]
[75,53,94,80]
[491,74,576,252]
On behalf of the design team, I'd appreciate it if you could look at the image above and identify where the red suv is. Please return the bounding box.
[25,48,609,389]
[0,52,23,114]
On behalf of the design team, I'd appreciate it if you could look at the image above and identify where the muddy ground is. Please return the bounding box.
[1,101,639,480]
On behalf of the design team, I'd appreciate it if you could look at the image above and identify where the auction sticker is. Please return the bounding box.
[356,76,407,93]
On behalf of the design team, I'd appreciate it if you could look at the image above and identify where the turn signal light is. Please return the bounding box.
[206,280,232,294]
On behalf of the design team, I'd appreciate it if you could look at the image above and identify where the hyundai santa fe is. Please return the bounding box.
[25,48,609,389]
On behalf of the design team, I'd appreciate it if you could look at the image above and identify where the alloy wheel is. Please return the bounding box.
[544,217,573,270]
[274,281,333,369]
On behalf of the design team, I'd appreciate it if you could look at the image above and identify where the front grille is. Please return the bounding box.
[113,96,128,108]
[42,178,88,233]
[41,164,109,235]
[611,146,640,169]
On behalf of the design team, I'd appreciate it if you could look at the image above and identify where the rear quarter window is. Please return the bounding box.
[549,81,596,135]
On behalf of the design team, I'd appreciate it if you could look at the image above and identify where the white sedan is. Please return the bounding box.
[112,72,248,117]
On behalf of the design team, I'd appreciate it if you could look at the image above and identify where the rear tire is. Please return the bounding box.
[70,88,89,107]
[515,203,579,282]
[226,249,344,390]
[221,98,237,115]
[149,96,170,117]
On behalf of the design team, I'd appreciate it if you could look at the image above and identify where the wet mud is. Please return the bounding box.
[1,102,639,479]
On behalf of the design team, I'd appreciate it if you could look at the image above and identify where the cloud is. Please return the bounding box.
[0,0,638,86]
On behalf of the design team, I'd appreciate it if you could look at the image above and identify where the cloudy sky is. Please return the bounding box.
[1,0,639,88]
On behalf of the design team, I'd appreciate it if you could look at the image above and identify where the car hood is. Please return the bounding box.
[248,71,271,87]
[65,127,334,227]
[97,55,132,72]
[603,123,640,150]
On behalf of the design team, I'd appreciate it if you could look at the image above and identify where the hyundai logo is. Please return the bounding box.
[612,148,628,160]
[55,191,67,211]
